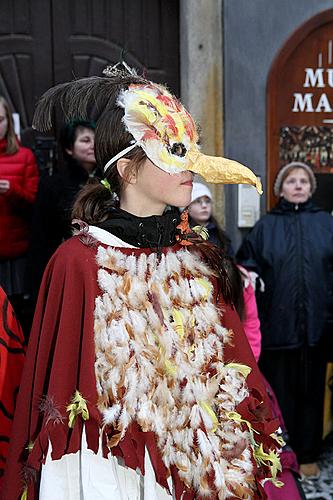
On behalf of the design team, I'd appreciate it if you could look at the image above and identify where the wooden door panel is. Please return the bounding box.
[0,0,180,128]
[52,0,180,94]
[0,0,180,167]
[0,54,33,127]
[0,0,52,129]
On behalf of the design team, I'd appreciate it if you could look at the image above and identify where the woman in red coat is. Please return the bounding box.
[0,96,39,330]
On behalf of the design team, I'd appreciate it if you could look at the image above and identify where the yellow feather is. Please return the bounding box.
[199,401,219,432]
[164,358,177,377]
[195,278,212,299]
[132,89,167,115]
[192,226,209,241]
[172,308,185,339]
[131,89,185,139]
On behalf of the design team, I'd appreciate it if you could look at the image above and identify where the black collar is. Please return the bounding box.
[96,207,181,249]
[271,198,320,214]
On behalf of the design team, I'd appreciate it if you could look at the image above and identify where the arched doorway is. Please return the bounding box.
[267,8,333,210]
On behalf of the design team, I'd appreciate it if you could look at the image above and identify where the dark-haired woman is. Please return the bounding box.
[3,70,281,500]
[28,120,100,299]
[0,96,39,330]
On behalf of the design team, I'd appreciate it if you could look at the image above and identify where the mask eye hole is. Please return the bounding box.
[171,142,187,157]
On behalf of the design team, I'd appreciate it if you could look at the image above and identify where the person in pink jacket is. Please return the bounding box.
[238,265,262,362]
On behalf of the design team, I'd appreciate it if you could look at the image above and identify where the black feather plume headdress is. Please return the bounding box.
[32,66,148,167]
[32,70,146,132]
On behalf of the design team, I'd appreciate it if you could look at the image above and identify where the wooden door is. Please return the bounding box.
[0,0,53,129]
[0,0,180,167]
[51,0,180,94]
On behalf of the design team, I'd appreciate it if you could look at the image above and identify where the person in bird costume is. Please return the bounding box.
[2,64,281,500]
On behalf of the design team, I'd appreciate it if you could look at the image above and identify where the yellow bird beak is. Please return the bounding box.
[186,149,263,194]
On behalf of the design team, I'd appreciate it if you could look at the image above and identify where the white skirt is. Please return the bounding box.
[40,227,175,499]
[39,428,174,500]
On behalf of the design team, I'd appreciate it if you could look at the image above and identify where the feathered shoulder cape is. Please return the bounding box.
[2,235,280,499]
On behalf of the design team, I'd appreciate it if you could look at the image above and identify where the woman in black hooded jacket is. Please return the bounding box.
[28,120,101,301]
[237,161,333,479]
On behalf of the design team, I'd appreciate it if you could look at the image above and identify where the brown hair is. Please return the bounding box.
[0,96,19,154]
[72,146,147,224]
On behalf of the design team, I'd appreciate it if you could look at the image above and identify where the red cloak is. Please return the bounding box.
[2,236,278,499]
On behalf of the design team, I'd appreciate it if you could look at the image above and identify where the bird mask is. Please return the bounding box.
[104,82,262,194]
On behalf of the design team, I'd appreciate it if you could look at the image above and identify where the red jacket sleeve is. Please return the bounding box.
[4,148,39,206]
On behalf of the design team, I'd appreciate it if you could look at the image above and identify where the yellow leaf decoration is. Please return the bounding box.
[172,308,185,339]
[20,487,28,500]
[199,401,219,432]
[66,390,89,429]
[25,441,34,453]
[226,411,283,487]
[192,225,209,241]
[270,432,286,447]
[225,411,259,441]
[254,444,283,486]
[270,480,284,488]
[225,363,252,378]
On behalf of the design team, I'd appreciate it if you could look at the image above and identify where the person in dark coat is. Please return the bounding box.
[237,161,333,479]
[28,120,100,300]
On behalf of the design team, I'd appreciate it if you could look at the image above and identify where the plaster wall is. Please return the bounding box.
[180,0,225,226]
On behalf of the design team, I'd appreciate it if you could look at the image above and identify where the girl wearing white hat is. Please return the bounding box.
[187,182,233,253]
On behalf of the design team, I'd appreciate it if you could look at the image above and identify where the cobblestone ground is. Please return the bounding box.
[301,433,333,499]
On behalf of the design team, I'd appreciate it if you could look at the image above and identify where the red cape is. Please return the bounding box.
[2,236,276,499]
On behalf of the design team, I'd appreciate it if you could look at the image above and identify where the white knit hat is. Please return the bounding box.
[273,162,317,197]
[190,182,212,203]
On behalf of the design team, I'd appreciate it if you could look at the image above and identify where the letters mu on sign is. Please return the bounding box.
[292,42,333,123]
[293,68,333,114]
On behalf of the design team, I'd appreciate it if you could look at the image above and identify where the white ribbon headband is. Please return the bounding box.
[104,142,139,172]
